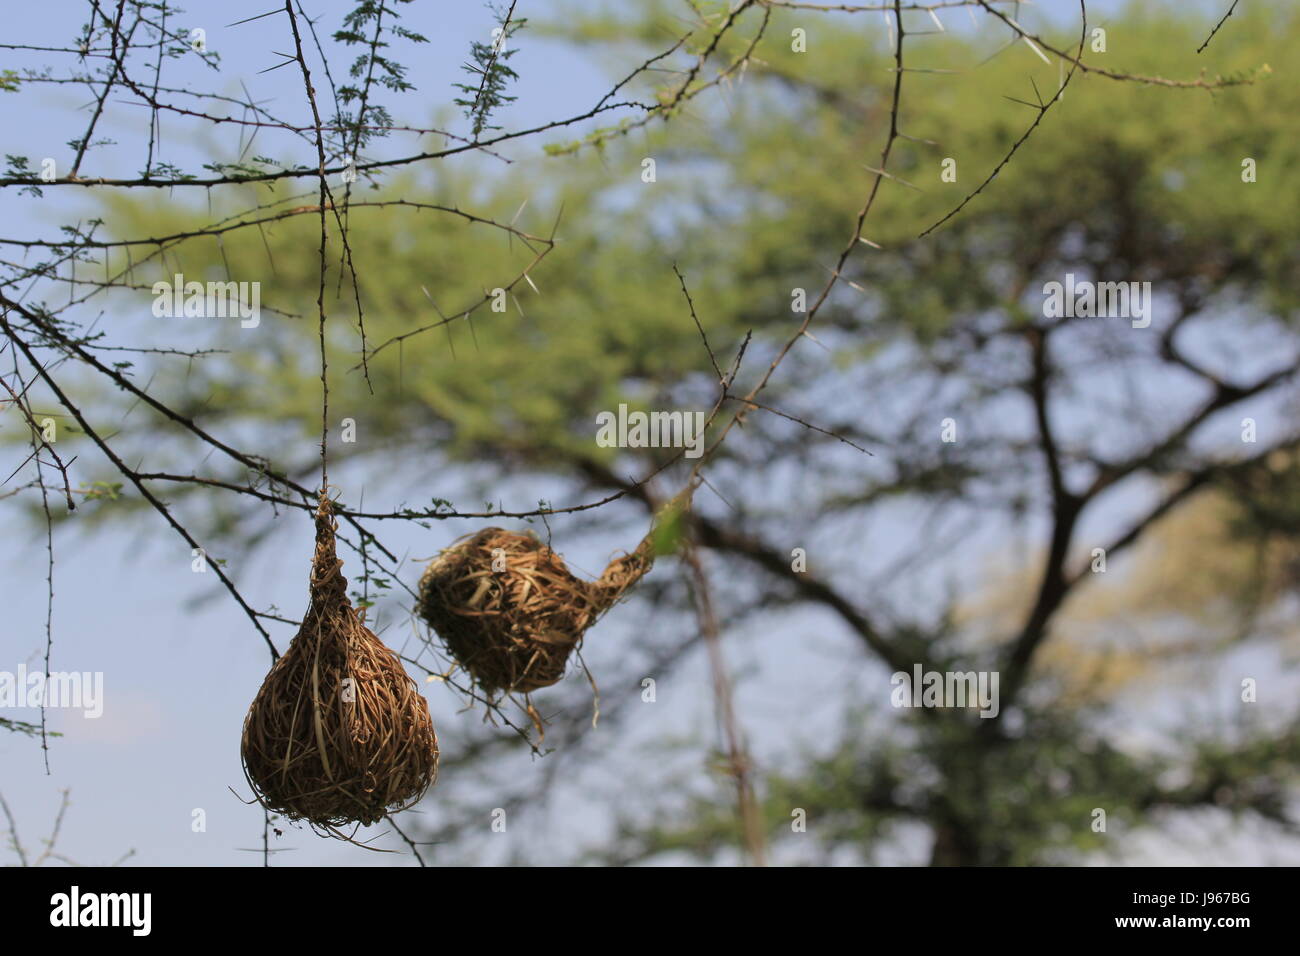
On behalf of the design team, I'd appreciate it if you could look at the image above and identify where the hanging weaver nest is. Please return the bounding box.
[241,497,439,829]
[417,495,685,695]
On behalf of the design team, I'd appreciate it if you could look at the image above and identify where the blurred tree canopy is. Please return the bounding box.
[5,0,1299,864]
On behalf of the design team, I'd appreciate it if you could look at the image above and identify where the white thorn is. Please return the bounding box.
[1022,35,1051,65]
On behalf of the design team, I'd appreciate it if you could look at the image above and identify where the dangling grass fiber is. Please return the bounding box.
[241,496,439,829]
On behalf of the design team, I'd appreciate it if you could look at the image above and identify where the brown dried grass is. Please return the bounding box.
[416,518,660,695]
[241,497,439,828]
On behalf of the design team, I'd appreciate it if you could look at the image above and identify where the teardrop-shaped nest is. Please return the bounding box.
[417,525,657,694]
[241,498,439,828]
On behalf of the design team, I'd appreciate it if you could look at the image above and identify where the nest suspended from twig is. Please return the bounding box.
[417,500,678,694]
[241,497,439,829]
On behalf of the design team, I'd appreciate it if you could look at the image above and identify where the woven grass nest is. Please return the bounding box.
[241,498,439,829]
[417,500,681,694]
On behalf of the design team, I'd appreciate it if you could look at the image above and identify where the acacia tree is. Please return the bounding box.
[3,0,1294,865]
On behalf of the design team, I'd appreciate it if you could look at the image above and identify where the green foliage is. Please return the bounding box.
[4,154,40,197]
[329,0,428,155]
[0,717,61,739]
[453,3,528,138]
[78,481,124,502]
[650,499,687,556]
